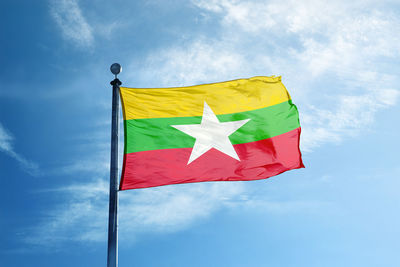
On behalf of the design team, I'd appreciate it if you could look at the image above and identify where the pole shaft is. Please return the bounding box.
[107,78,121,267]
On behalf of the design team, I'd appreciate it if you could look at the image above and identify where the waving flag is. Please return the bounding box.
[119,76,304,190]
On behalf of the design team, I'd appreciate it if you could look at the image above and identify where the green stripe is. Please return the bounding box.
[124,100,300,153]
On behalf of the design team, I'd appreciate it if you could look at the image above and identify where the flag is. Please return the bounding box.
[119,76,304,190]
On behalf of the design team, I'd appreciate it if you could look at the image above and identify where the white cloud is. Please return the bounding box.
[26,179,244,245]
[193,0,345,33]
[0,123,13,152]
[58,159,109,175]
[50,0,94,47]
[134,0,400,151]
[128,40,247,87]
[0,122,39,176]
[301,89,399,150]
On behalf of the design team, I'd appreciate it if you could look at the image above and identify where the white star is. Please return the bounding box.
[171,102,250,164]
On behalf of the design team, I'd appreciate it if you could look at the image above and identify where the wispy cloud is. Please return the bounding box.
[130,0,400,151]
[130,40,247,87]
[25,179,108,246]
[25,179,244,246]
[0,122,39,176]
[301,89,399,150]
[50,0,94,47]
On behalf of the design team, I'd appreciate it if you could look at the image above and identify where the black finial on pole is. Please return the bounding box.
[110,63,122,86]
[108,63,121,267]
[110,63,122,78]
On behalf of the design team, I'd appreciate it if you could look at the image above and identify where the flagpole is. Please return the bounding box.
[108,63,122,267]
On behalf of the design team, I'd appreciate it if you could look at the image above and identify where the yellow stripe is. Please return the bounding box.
[120,76,291,120]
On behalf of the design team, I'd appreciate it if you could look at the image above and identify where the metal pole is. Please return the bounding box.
[108,63,122,267]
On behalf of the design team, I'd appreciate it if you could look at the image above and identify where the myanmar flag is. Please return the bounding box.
[119,76,304,190]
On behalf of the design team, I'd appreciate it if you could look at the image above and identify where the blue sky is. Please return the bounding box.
[1,0,400,266]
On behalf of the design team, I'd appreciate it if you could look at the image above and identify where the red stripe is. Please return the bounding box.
[120,128,304,190]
